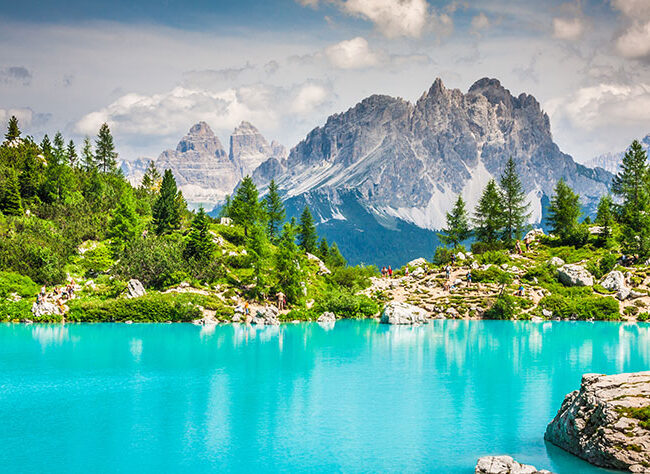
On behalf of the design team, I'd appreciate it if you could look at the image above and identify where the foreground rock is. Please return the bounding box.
[557,264,594,287]
[317,312,336,323]
[252,305,280,326]
[475,456,552,474]
[31,301,65,318]
[125,279,146,298]
[545,371,650,472]
[380,302,428,325]
[600,270,626,292]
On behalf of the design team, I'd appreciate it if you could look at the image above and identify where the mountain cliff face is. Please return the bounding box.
[272,78,612,233]
[151,121,285,205]
[585,134,650,174]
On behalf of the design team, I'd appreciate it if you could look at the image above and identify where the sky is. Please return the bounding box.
[0,0,649,164]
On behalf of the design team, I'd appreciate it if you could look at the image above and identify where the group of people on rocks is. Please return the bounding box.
[442,262,472,293]
[35,280,77,313]
[381,266,393,278]
[514,237,532,255]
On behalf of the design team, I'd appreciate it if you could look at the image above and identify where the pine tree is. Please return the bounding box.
[184,207,215,261]
[596,195,615,243]
[19,149,40,200]
[612,140,650,256]
[52,132,66,165]
[439,194,471,248]
[546,179,581,242]
[108,194,138,257]
[81,136,95,171]
[327,242,347,268]
[229,176,263,237]
[298,205,317,253]
[318,237,329,260]
[248,224,269,296]
[275,221,305,303]
[95,123,118,173]
[140,160,161,193]
[40,134,52,160]
[4,115,20,142]
[500,157,531,241]
[265,179,285,241]
[473,179,505,244]
[219,195,231,219]
[152,169,181,235]
[66,140,78,167]
[1,168,23,216]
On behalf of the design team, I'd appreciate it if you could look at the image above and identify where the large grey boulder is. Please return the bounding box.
[380,302,428,325]
[255,305,280,325]
[475,456,552,474]
[126,279,146,298]
[306,253,331,275]
[557,264,594,287]
[407,257,427,268]
[317,312,336,323]
[545,371,650,472]
[547,257,565,267]
[524,228,545,242]
[31,301,63,318]
[600,270,626,292]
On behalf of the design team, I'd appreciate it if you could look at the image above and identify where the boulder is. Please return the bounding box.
[557,264,594,287]
[412,266,425,278]
[524,228,545,242]
[541,309,553,318]
[126,279,146,298]
[255,305,280,325]
[600,270,626,292]
[31,301,63,318]
[617,287,631,301]
[306,253,331,275]
[547,257,565,267]
[380,302,428,325]
[407,257,427,268]
[456,252,466,261]
[317,312,336,323]
[475,456,552,474]
[545,371,650,472]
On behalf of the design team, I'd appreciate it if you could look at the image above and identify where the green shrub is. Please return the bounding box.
[538,294,620,320]
[281,308,317,321]
[471,241,504,254]
[637,312,650,322]
[0,300,34,321]
[314,289,379,319]
[599,253,617,276]
[215,224,246,246]
[0,271,40,298]
[67,293,201,322]
[522,264,556,285]
[432,247,454,265]
[80,244,113,276]
[624,306,639,316]
[484,294,517,320]
[328,266,377,292]
[476,250,510,266]
[472,266,513,285]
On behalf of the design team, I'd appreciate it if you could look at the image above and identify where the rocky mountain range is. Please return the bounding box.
[122,77,614,265]
[585,134,650,174]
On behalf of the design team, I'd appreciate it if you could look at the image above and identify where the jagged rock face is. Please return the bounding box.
[230,121,287,177]
[545,371,650,472]
[119,158,149,187]
[586,134,650,174]
[276,77,612,230]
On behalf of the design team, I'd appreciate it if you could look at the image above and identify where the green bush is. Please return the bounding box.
[599,253,618,276]
[215,224,246,246]
[522,264,556,285]
[538,294,620,321]
[476,250,511,266]
[472,266,513,285]
[484,294,517,320]
[0,300,34,321]
[471,241,504,255]
[0,271,39,298]
[637,312,650,322]
[328,265,377,292]
[314,288,379,319]
[432,247,454,265]
[67,293,201,322]
[281,308,317,321]
[79,244,113,276]
[624,306,639,316]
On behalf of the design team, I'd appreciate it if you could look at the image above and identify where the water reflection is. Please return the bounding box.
[31,324,69,349]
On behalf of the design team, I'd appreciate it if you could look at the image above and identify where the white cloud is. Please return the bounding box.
[341,0,431,38]
[552,17,584,40]
[325,37,382,69]
[471,13,490,32]
[291,83,329,114]
[0,108,36,128]
[612,0,650,60]
[297,0,320,6]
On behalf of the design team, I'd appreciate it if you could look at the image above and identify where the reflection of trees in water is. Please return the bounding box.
[31,324,69,348]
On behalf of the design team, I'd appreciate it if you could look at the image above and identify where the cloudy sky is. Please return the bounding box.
[0,0,649,163]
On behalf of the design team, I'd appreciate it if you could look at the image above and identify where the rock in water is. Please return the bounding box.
[545,372,650,472]
[317,312,336,323]
[557,264,594,287]
[475,456,552,474]
[380,302,428,325]
[126,279,146,298]
[255,305,280,325]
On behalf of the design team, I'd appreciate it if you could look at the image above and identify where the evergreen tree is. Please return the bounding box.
[473,179,505,244]
[66,140,78,167]
[298,205,317,253]
[81,136,95,171]
[108,194,138,257]
[612,140,650,256]
[140,160,161,193]
[219,195,231,219]
[52,132,66,165]
[265,179,285,241]
[183,207,214,262]
[439,194,471,248]
[546,179,581,242]
[248,224,269,296]
[40,134,52,160]
[275,221,305,303]
[152,169,181,235]
[229,176,263,237]
[1,168,23,216]
[596,194,615,243]
[327,242,347,268]
[500,157,531,241]
[19,149,40,200]
[318,237,329,260]
[95,123,118,173]
[4,115,20,142]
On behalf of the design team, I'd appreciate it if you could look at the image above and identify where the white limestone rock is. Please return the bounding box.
[380,302,428,325]
[557,264,594,287]
[125,279,146,298]
[475,455,552,474]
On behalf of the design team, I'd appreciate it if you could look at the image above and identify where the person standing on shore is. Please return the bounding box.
[388,266,393,278]
[277,292,286,311]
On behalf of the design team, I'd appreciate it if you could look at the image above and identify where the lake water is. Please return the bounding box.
[1,321,648,473]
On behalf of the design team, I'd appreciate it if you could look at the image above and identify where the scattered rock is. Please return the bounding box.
[31,301,65,318]
[255,305,280,325]
[407,257,427,268]
[475,455,552,474]
[531,316,543,322]
[317,312,336,323]
[125,279,146,298]
[617,287,631,301]
[545,371,650,472]
[601,271,626,292]
[457,252,466,261]
[557,264,594,287]
[380,302,428,325]
[542,309,553,318]
[547,257,565,267]
[412,266,425,278]
[307,253,332,275]
[524,228,545,242]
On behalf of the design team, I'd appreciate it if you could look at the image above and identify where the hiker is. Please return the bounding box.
[466,270,472,286]
[277,292,286,311]
[388,266,393,278]
[445,264,451,280]
[451,253,456,265]
[515,240,522,255]
[443,280,451,292]
[516,285,524,297]
[382,266,387,277]
[244,301,250,317]
[405,267,409,277]
[524,237,531,252]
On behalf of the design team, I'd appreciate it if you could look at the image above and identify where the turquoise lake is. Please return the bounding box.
[1,321,649,473]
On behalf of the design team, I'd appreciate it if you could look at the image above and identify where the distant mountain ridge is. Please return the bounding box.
[585,134,650,174]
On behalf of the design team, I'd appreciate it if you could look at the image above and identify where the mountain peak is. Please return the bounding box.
[232,121,259,135]
[188,121,214,136]
[176,122,226,156]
